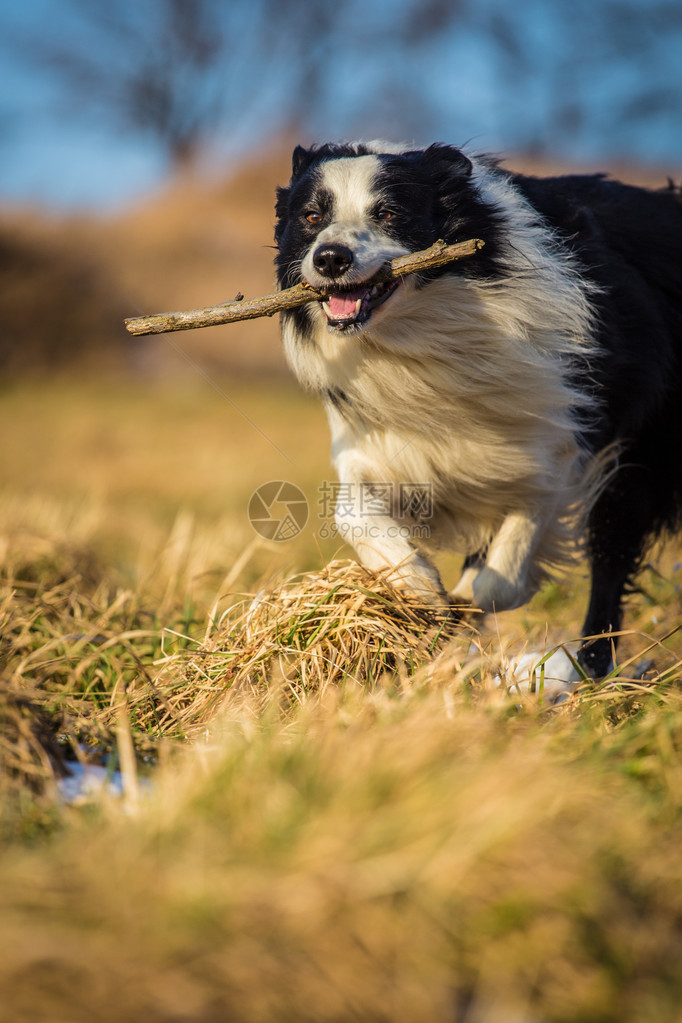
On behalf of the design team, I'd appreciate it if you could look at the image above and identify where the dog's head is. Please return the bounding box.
[275,142,493,335]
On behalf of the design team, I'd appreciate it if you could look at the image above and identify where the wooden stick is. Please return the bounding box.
[124,237,484,337]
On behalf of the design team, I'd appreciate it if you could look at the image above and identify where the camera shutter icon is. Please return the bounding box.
[248,481,309,541]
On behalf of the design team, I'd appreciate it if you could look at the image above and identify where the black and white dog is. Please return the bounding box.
[274,141,682,680]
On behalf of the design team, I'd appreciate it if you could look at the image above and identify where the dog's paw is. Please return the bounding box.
[471,566,530,612]
[382,555,450,608]
[497,647,582,704]
[449,564,480,605]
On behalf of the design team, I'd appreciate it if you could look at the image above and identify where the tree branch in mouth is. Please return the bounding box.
[124,238,484,337]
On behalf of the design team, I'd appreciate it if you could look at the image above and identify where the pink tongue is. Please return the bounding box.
[327,288,366,318]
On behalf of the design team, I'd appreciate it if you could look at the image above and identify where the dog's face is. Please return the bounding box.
[275,142,492,335]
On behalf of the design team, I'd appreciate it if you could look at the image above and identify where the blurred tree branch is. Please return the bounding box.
[29,0,248,170]
[6,0,463,172]
[4,0,681,176]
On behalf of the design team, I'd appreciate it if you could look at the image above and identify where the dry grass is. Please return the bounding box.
[159,560,464,711]
[3,614,682,1021]
[2,378,682,1022]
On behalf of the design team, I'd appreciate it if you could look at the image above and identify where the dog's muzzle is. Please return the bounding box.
[310,242,401,331]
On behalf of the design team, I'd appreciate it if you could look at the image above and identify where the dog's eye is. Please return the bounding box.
[305,211,322,224]
[377,209,395,220]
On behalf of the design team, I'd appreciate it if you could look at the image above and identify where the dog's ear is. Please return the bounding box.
[291,145,318,179]
[421,144,472,180]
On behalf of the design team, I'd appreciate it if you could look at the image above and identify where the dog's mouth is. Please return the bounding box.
[320,279,400,331]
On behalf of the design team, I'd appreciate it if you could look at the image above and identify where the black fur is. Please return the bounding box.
[509,172,682,673]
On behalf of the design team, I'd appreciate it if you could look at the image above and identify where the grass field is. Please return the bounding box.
[2,374,682,1023]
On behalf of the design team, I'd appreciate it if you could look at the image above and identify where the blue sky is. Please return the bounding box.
[0,0,167,209]
[1,0,680,212]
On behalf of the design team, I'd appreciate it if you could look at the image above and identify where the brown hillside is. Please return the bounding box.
[105,147,294,376]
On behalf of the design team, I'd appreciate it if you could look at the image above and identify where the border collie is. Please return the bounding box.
[274,141,682,681]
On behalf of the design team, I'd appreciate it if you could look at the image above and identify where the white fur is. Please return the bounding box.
[318,155,381,224]
[282,146,600,608]
[497,647,583,704]
[301,155,409,288]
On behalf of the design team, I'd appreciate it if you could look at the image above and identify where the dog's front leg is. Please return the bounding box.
[333,478,448,606]
[452,510,546,612]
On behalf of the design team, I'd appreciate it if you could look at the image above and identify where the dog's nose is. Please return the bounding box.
[312,243,353,278]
